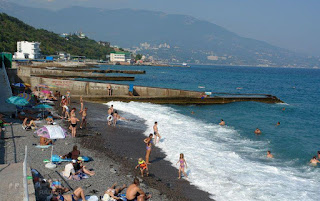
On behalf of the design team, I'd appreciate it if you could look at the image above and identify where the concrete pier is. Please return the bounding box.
[34,74,135,81]
[7,65,284,105]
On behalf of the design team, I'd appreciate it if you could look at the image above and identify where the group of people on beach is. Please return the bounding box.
[60,94,88,137]
[107,105,126,127]
[136,121,188,180]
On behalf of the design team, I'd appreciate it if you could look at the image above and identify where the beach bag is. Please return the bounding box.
[102,194,116,201]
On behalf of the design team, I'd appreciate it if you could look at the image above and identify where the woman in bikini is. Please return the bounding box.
[144,134,153,164]
[69,116,80,137]
[50,187,86,201]
[103,183,126,200]
[176,153,188,179]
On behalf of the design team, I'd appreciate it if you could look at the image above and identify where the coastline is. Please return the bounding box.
[78,101,213,201]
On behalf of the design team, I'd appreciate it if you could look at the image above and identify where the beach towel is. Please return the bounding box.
[79,195,99,201]
[35,144,52,149]
[51,155,90,163]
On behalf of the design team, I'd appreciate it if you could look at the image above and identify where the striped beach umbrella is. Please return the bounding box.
[17,93,32,102]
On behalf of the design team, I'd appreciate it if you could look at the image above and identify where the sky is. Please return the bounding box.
[10,0,320,56]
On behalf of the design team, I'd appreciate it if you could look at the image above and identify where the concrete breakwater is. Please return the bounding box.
[8,65,284,104]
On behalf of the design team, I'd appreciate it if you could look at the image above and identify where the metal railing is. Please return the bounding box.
[23,145,29,201]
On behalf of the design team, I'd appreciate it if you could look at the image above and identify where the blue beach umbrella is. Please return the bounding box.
[34,104,53,109]
[13,83,26,88]
[34,104,53,119]
[6,96,29,106]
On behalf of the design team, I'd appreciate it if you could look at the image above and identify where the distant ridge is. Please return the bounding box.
[0,12,114,59]
[0,1,319,67]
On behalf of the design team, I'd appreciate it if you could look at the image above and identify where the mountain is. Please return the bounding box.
[0,13,114,59]
[1,1,319,67]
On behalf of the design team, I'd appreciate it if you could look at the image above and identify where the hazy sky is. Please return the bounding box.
[11,0,320,56]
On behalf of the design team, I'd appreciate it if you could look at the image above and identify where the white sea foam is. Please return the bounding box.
[106,101,320,201]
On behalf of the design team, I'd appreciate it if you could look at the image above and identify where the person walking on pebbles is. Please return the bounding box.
[144,134,153,164]
[176,153,188,179]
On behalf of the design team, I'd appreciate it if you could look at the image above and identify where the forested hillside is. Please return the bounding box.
[0,13,113,59]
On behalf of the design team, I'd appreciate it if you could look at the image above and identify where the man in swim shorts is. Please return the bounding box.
[153,122,161,144]
[126,178,151,201]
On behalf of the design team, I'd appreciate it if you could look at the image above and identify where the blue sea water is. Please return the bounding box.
[99,65,320,201]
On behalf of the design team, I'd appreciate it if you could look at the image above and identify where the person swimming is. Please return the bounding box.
[254,128,261,135]
[219,119,225,126]
[267,151,273,158]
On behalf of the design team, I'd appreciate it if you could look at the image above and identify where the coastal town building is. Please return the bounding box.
[13,41,41,59]
[110,51,131,63]
[98,41,110,47]
[58,51,70,60]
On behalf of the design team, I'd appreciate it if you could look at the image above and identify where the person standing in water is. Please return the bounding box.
[176,153,188,179]
[317,151,320,159]
[254,128,261,135]
[310,156,320,165]
[219,119,225,126]
[144,134,153,164]
[153,122,161,144]
[267,151,273,158]
[108,105,114,115]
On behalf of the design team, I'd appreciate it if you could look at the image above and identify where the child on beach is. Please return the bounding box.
[79,107,87,129]
[176,153,188,179]
[135,158,149,177]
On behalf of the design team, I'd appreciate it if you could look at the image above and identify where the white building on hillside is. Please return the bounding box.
[14,41,41,59]
[110,52,131,63]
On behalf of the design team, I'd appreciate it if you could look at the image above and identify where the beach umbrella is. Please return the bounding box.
[36,125,66,139]
[37,84,49,88]
[17,93,33,102]
[13,83,26,87]
[41,90,51,94]
[34,104,53,118]
[34,104,53,109]
[6,96,29,106]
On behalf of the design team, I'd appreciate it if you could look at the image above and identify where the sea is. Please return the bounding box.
[96,65,320,201]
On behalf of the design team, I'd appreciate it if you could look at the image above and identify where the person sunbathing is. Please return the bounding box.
[50,187,86,201]
[48,179,69,195]
[40,136,53,146]
[62,145,80,160]
[23,118,38,130]
[46,116,54,125]
[103,183,126,200]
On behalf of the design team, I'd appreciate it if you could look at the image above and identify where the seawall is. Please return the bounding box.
[7,66,284,104]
